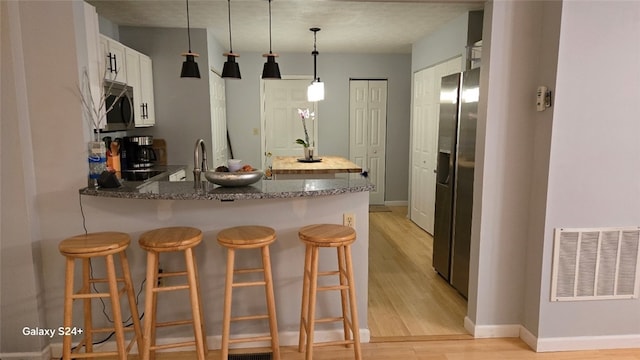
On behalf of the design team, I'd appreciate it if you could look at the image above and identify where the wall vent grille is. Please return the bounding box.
[551,227,640,301]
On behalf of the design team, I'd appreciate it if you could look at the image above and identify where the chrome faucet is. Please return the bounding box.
[193,139,209,189]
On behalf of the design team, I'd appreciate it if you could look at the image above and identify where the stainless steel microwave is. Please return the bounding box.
[102,81,134,132]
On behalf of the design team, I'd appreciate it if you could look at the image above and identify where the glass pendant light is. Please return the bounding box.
[222,0,241,79]
[261,0,281,79]
[307,27,324,101]
[180,0,200,78]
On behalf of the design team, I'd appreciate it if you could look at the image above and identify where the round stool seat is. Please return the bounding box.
[138,226,202,252]
[217,225,276,249]
[59,232,130,257]
[298,224,356,247]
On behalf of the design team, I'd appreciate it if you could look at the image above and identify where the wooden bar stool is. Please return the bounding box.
[138,226,207,360]
[298,224,361,360]
[58,232,142,360]
[216,225,280,360]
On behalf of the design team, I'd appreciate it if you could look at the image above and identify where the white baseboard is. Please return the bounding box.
[535,334,640,352]
[463,316,521,338]
[49,328,371,358]
[464,316,640,352]
[0,345,51,360]
[384,200,408,206]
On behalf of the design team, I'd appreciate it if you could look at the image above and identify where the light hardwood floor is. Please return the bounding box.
[99,338,640,359]
[368,206,467,339]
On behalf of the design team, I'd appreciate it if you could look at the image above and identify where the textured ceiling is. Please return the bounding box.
[87,0,485,54]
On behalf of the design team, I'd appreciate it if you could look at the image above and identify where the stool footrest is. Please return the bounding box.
[68,351,120,358]
[231,314,269,322]
[73,286,127,299]
[232,280,267,288]
[159,270,188,278]
[315,316,345,324]
[313,339,355,348]
[156,319,193,328]
[150,340,196,351]
[318,270,340,276]
[318,284,349,291]
[153,284,190,292]
[89,277,124,284]
[234,268,264,274]
[228,335,272,344]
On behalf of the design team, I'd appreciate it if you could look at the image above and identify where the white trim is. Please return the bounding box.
[464,316,521,338]
[536,334,640,353]
[519,326,538,351]
[49,329,370,357]
[0,345,51,360]
[465,316,640,353]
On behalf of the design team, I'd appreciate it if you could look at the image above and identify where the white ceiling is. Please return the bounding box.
[87,0,485,54]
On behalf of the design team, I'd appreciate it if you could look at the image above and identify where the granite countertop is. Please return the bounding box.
[271,156,362,174]
[79,173,374,201]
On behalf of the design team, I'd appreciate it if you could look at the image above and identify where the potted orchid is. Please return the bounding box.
[295,108,315,160]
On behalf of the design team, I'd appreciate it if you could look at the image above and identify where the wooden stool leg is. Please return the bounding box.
[106,254,126,359]
[192,252,209,356]
[82,259,93,354]
[62,257,75,360]
[141,251,158,360]
[119,250,143,353]
[344,245,362,360]
[298,244,313,352]
[305,246,320,360]
[185,248,206,360]
[221,248,236,360]
[337,246,351,347]
[262,245,280,360]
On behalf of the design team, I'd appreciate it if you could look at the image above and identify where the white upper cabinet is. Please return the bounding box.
[99,35,127,83]
[101,35,155,127]
[125,48,155,127]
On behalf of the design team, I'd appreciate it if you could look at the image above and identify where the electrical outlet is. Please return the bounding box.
[157,268,164,287]
[343,213,355,228]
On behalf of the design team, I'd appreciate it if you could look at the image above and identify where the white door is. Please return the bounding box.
[349,80,387,205]
[410,57,461,233]
[262,79,317,163]
[210,71,228,168]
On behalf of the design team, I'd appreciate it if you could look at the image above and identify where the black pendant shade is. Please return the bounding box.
[181,53,201,78]
[262,54,281,79]
[261,0,281,79]
[180,0,200,78]
[222,53,241,79]
[222,0,241,79]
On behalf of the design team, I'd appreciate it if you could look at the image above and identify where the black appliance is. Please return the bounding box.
[103,81,134,132]
[122,136,157,170]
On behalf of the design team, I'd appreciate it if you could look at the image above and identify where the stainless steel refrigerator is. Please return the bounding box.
[432,67,480,298]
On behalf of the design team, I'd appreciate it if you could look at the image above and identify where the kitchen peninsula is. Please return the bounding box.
[271,155,362,179]
[74,174,373,351]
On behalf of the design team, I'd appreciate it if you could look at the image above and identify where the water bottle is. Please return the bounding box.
[88,141,107,187]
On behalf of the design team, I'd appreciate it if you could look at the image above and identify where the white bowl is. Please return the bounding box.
[227,159,242,172]
[204,170,263,187]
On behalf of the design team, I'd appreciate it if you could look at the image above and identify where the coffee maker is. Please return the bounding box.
[122,136,157,170]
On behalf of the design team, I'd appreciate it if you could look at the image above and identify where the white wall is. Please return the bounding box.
[411,11,469,73]
[118,26,213,167]
[539,0,640,340]
[1,0,88,356]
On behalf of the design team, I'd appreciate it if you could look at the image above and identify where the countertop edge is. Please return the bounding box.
[79,181,375,201]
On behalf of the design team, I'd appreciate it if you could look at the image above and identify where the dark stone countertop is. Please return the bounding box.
[79,173,374,201]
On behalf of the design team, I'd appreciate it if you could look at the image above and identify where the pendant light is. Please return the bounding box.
[222,0,241,79]
[307,27,324,102]
[261,0,281,79]
[180,0,200,78]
